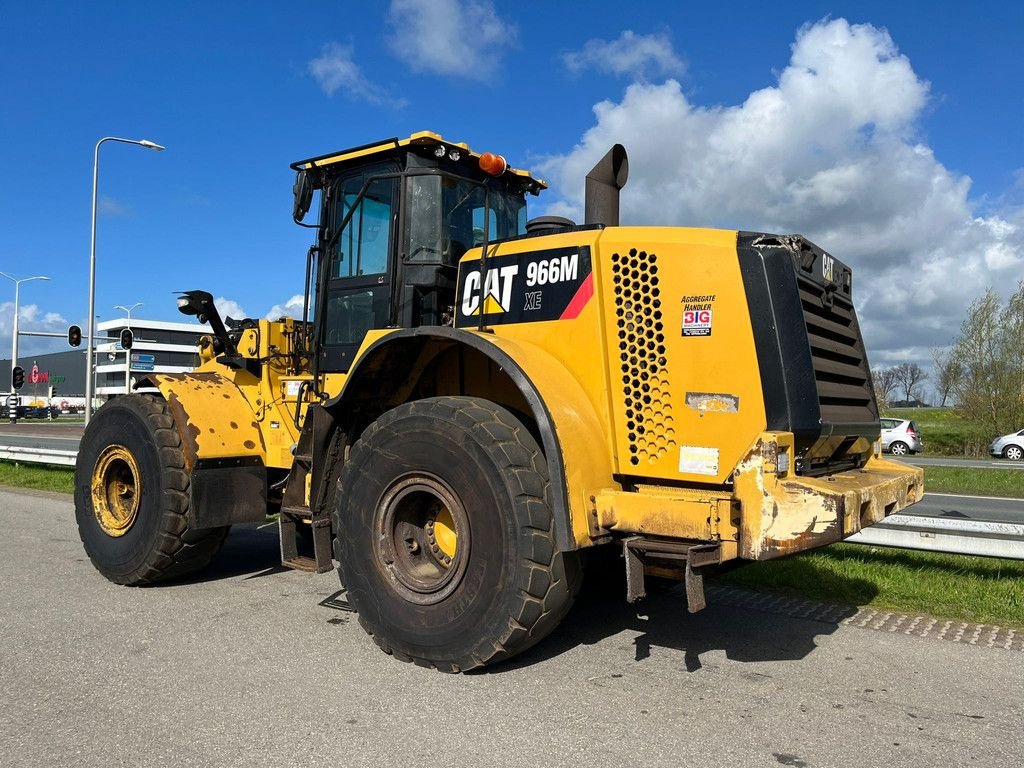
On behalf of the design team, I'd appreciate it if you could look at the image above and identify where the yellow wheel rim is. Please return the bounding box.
[91,445,142,537]
[432,507,458,559]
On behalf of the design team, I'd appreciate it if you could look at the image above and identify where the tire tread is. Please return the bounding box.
[75,394,228,585]
[334,396,580,672]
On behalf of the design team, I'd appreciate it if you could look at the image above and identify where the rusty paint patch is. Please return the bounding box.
[230,421,238,429]
[760,516,841,558]
[243,440,256,450]
[685,392,739,413]
[165,391,200,470]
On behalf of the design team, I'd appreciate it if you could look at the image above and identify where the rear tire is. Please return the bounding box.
[333,396,581,672]
[1004,445,1023,461]
[889,441,909,456]
[74,394,229,585]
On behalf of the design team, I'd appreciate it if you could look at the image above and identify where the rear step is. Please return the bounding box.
[279,504,333,574]
[622,537,721,612]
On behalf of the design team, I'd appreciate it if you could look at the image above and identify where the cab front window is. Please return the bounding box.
[405,174,526,266]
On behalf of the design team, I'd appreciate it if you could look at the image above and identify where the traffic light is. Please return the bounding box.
[11,366,24,390]
[68,325,82,347]
[119,328,134,350]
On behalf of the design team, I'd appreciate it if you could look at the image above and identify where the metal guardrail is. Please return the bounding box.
[0,446,77,467]
[848,514,1024,560]
[0,445,1021,560]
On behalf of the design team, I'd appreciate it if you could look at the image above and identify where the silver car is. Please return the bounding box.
[880,418,923,456]
[989,429,1024,461]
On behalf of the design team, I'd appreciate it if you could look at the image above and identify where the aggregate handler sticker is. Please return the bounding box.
[681,293,715,337]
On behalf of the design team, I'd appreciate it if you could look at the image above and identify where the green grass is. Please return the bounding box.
[885,407,991,457]
[923,465,1024,498]
[0,462,74,494]
[715,543,1024,627]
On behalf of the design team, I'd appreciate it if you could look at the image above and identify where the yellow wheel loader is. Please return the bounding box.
[74,131,923,671]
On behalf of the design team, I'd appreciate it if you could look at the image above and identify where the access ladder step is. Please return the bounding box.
[622,537,721,613]
[279,505,333,574]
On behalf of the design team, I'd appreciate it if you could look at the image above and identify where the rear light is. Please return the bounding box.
[907,427,917,436]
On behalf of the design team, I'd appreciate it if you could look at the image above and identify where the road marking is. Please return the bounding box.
[2,435,81,441]
[926,492,1024,502]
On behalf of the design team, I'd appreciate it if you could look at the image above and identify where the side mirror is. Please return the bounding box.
[293,169,313,223]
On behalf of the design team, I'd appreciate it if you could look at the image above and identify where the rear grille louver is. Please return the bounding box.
[797,276,875,424]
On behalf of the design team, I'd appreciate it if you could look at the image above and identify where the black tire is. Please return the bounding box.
[333,396,581,672]
[74,394,229,585]
[1004,445,1024,462]
[889,441,909,456]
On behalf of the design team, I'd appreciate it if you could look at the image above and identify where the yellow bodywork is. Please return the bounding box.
[447,225,923,556]
[146,319,310,472]
[152,224,922,563]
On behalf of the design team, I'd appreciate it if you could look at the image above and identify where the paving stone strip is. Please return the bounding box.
[706,584,1023,651]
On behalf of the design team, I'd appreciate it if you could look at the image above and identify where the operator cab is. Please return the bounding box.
[291,131,545,373]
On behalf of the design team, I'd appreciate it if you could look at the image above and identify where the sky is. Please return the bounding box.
[2,1,1022,382]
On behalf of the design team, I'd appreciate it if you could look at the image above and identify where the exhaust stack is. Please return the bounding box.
[584,144,629,227]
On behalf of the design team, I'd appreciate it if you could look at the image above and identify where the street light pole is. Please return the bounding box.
[113,302,143,330]
[86,137,165,424]
[0,272,50,389]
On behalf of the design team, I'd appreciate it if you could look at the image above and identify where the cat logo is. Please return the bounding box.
[461,265,519,316]
[822,253,835,283]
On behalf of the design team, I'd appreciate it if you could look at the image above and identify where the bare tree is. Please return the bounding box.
[873,366,899,408]
[951,284,1024,435]
[892,363,928,404]
[930,347,962,407]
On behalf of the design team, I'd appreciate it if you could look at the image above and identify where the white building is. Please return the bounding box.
[94,318,207,398]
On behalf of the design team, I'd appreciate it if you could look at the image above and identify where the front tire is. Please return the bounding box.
[1004,445,1024,461]
[889,441,909,456]
[74,394,229,585]
[333,397,581,672]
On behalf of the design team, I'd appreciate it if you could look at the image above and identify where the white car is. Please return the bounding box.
[880,418,923,456]
[989,429,1024,461]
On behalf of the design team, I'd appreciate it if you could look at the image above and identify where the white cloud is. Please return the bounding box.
[308,42,399,106]
[387,0,516,80]
[214,297,247,321]
[537,19,1024,368]
[563,31,684,80]
[265,294,305,321]
[0,302,69,358]
[98,195,130,217]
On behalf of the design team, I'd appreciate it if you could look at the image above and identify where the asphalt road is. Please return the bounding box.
[903,455,1024,470]
[0,422,83,452]
[901,493,1024,526]
[2,489,1021,768]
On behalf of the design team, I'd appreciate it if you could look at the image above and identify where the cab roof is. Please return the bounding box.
[290,130,547,190]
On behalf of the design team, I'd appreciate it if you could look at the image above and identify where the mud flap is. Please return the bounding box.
[188,458,268,528]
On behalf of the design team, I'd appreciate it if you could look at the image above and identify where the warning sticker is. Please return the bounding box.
[678,445,719,476]
[681,293,715,337]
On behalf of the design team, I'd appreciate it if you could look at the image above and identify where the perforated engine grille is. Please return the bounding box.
[612,249,675,465]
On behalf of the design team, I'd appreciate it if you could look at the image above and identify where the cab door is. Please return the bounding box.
[319,163,399,373]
